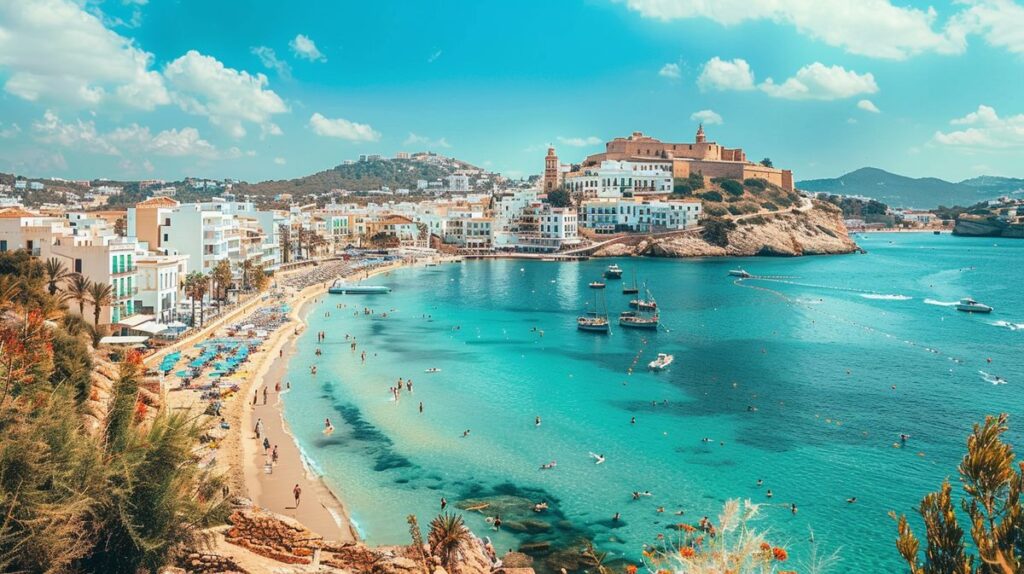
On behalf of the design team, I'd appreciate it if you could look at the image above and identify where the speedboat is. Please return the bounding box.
[589,281,606,289]
[425,368,442,373]
[956,298,993,313]
[619,311,659,330]
[648,353,674,370]
[604,264,624,279]
[629,299,657,310]
[329,281,391,294]
[577,313,610,333]
[729,268,751,278]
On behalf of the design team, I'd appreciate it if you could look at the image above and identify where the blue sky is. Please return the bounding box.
[1,0,1022,183]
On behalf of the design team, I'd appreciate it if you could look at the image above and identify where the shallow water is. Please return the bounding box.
[282,233,1024,572]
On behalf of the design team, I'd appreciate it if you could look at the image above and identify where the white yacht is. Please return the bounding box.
[956,298,992,313]
[729,268,751,278]
[648,353,674,370]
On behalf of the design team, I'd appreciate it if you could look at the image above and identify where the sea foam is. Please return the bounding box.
[860,294,912,301]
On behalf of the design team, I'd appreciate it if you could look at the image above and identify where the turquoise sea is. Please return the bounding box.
[282,233,1023,572]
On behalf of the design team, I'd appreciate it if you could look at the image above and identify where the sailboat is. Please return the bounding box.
[620,287,659,330]
[622,266,639,295]
[578,290,611,333]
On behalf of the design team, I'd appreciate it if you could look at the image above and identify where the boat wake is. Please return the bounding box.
[990,320,1024,331]
[860,294,912,301]
[979,370,1009,385]
[923,299,959,307]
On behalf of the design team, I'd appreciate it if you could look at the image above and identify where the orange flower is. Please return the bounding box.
[772,547,789,562]
[680,523,695,533]
[679,547,695,559]
[760,542,771,551]
[625,565,639,574]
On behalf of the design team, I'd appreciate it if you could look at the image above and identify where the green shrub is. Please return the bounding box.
[743,178,767,189]
[687,171,705,190]
[720,179,744,196]
[761,201,778,211]
[702,217,737,247]
[739,202,760,214]
[705,205,728,217]
[672,179,692,196]
[700,190,723,202]
[727,205,742,215]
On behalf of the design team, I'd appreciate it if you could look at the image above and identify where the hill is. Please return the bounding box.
[796,167,1022,208]
[234,155,489,199]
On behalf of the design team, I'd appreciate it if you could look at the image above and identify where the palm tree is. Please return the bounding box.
[43,258,70,296]
[428,513,471,574]
[239,258,255,291]
[86,281,114,327]
[184,271,206,327]
[278,224,293,264]
[65,274,91,318]
[0,275,20,311]
[212,259,233,312]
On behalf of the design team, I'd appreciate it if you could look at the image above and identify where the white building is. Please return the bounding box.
[135,253,188,323]
[581,198,702,233]
[513,203,579,252]
[563,160,673,199]
[446,174,471,193]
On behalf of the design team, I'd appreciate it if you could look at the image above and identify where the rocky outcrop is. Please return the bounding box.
[954,217,1024,238]
[219,508,518,574]
[594,202,858,258]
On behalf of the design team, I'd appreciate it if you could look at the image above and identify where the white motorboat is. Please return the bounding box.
[648,353,674,370]
[956,298,992,313]
[425,368,442,373]
[729,268,751,278]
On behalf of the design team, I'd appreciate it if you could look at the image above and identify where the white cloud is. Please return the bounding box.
[697,57,755,91]
[658,63,681,79]
[290,34,326,62]
[274,157,287,165]
[33,110,120,155]
[164,50,289,138]
[690,110,723,125]
[949,0,1024,55]
[0,0,170,109]
[857,99,881,113]
[404,133,451,148]
[556,136,603,147]
[759,62,878,100]
[251,46,292,78]
[33,110,222,158]
[0,123,21,139]
[309,113,381,142]
[933,105,1024,148]
[618,0,965,59]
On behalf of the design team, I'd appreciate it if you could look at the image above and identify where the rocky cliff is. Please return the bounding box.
[594,202,858,258]
[953,217,1024,238]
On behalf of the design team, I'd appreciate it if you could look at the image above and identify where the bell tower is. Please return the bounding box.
[695,123,706,144]
[543,147,559,192]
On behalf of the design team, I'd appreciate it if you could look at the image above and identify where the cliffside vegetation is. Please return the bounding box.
[895,414,1023,574]
[0,250,229,574]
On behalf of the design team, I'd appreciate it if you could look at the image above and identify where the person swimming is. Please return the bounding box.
[540,460,557,470]
[847,497,857,504]
[590,452,606,464]
[462,429,471,437]
[533,501,548,512]
[756,479,763,487]
[766,489,774,498]
[535,416,541,427]
[323,418,334,435]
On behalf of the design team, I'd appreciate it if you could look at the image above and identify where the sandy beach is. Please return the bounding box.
[236,261,403,542]
[155,258,405,544]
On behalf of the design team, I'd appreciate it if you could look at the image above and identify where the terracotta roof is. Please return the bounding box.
[136,196,179,208]
[0,207,36,219]
[380,215,415,225]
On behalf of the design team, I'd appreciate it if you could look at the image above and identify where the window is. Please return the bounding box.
[0,240,6,252]
[74,259,82,273]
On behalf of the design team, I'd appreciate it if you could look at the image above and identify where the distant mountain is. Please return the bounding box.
[796,167,1019,208]
[235,155,489,199]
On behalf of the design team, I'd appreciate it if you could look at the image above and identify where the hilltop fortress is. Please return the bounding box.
[546,126,794,193]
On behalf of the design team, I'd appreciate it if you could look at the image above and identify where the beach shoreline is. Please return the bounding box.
[235,261,403,542]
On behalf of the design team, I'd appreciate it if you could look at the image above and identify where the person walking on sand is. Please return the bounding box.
[293,484,302,507]
[272,445,279,465]
[263,387,268,405]
[419,401,423,413]
[254,418,263,439]
[263,437,270,456]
